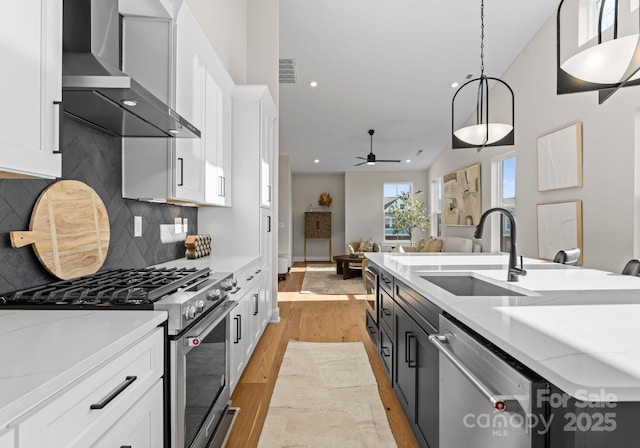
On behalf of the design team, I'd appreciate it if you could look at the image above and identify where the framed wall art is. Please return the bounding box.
[443,163,482,226]
[536,200,583,265]
[537,122,583,191]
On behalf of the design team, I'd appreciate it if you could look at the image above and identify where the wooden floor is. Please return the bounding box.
[225,262,419,447]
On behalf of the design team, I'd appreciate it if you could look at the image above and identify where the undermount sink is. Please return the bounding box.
[420,274,527,296]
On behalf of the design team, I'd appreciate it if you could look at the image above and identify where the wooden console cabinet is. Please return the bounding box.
[304,212,331,261]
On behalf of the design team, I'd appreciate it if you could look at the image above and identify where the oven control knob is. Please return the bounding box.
[232,278,238,287]
[195,300,205,312]
[221,279,234,291]
[184,305,196,320]
[207,288,222,301]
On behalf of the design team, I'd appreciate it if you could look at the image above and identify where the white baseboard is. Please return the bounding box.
[293,256,334,262]
[269,307,280,323]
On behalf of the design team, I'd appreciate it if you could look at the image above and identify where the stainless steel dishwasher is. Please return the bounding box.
[430,314,549,448]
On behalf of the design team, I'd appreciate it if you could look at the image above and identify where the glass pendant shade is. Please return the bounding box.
[453,123,513,146]
[561,33,640,84]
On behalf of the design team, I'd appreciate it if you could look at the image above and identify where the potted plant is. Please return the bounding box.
[387,190,430,246]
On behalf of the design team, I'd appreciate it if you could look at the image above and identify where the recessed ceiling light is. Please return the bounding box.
[451,82,459,88]
[310,81,318,87]
[406,159,412,163]
[314,159,320,163]
[122,99,137,107]
[168,129,180,134]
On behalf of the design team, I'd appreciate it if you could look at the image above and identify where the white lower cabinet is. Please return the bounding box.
[228,264,271,394]
[92,380,163,448]
[0,429,15,448]
[17,327,164,448]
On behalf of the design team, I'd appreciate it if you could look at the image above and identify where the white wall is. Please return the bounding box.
[345,170,429,248]
[278,155,292,260]
[427,14,640,273]
[185,0,247,84]
[292,174,345,261]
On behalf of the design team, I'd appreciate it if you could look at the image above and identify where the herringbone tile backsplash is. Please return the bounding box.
[0,118,198,293]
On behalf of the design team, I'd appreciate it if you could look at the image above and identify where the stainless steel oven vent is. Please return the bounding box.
[279,58,297,83]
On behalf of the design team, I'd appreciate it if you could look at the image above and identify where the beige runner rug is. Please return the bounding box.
[300,264,366,295]
[258,340,397,447]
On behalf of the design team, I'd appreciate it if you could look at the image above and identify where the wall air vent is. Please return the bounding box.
[279,58,297,83]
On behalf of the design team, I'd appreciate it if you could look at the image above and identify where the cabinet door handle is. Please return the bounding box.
[404,331,413,364]
[234,315,241,343]
[381,346,391,357]
[253,293,259,315]
[368,325,377,334]
[267,215,271,232]
[53,101,61,153]
[177,158,184,186]
[382,308,391,316]
[407,334,416,368]
[90,376,137,410]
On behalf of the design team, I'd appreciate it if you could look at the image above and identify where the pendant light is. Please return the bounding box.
[557,0,640,103]
[452,0,514,150]
[560,0,640,84]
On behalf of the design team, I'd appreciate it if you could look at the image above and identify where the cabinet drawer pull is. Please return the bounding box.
[381,346,391,357]
[368,325,377,334]
[382,308,391,316]
[382,278,391,284]
[121,446,132,448]
[90,376,137,410]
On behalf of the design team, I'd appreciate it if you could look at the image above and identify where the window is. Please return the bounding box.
[497,155,516,252]
[580,0,617,44]
[430,179,442,237]
[384,182,412,241]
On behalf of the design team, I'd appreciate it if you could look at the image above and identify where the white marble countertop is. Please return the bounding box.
[152,254,260,274]
[0,310,167,430]
[366,252,640,402]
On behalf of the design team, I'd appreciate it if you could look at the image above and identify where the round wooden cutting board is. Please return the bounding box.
[10,180,110,280]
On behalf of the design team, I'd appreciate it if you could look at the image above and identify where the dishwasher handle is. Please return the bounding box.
[429,334,507,412]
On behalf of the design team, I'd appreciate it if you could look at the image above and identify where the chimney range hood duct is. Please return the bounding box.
[62,0,200,138]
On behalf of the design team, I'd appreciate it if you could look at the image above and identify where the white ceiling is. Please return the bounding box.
[279,0,560,173]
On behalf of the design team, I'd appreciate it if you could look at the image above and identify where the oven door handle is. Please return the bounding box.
[178,301,238,350]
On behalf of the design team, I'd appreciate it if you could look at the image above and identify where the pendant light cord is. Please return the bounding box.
[480,0,485,76]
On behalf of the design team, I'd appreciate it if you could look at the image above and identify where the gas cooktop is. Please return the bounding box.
[0,267,210,309]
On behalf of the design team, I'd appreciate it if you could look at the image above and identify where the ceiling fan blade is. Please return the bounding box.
[355,156,367,160]
[377,159,402,163]
[353,161,367,166]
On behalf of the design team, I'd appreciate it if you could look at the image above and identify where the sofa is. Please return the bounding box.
[346,238,381,254]
[400,236,481,253]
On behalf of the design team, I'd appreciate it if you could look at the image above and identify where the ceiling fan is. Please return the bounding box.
[354,129,401,166]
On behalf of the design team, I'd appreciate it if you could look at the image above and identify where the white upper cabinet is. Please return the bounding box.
[174,18,205,203]
[204,70,232,207]
[121,4,234,206]
[0,0,62,179]
[260,102,274,209]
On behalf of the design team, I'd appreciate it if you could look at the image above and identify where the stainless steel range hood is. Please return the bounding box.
[62,0,200,138]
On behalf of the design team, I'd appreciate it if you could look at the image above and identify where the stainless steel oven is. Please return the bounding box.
[170,298,237,448]
[364,266,377,322]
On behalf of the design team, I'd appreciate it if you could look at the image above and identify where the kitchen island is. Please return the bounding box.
[367,252,640,401]
[367,252,640,447]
